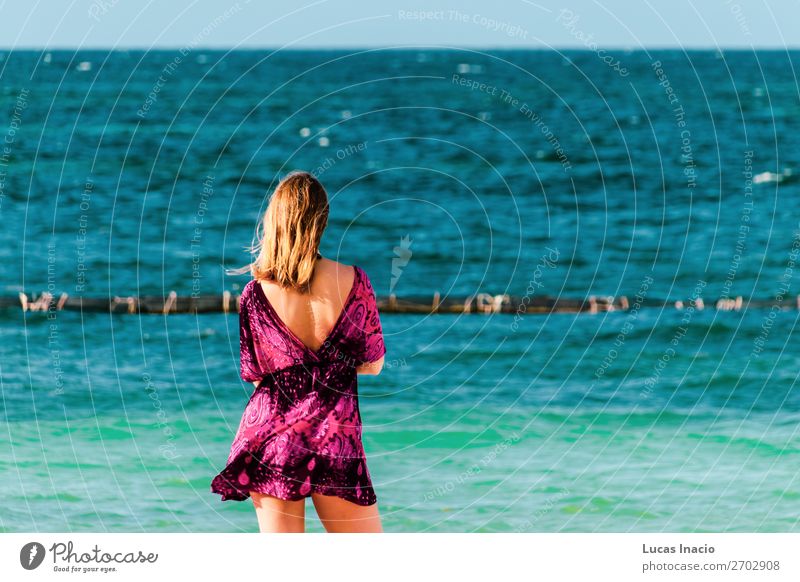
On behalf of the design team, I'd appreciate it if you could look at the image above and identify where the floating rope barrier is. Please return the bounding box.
[0,291,793,315]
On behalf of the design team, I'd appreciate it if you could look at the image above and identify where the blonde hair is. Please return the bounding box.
[233,171,329,292]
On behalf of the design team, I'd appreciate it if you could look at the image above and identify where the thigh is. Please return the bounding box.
[251,492,305,533]
[311,493,383,533]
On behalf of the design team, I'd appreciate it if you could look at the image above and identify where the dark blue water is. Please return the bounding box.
[1,49,799,532]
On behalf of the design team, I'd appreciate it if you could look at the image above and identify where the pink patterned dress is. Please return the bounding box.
[211,265,386,506]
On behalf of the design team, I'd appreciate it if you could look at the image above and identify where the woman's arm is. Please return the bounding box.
[356,356,384,375]
[355,268,385,375]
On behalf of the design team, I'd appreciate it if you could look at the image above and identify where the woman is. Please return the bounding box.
[211,171,386,533]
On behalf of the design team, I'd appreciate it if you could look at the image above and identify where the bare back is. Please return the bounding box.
[256,257,355,354]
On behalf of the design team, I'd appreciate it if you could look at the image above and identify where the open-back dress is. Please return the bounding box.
[210,265,386,506]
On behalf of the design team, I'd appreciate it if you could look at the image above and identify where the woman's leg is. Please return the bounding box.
[311,493,383,533]
[251,492,305,533]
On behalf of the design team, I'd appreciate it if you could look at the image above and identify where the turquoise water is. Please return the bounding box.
[3,307,799,532]
[1,49,800,531]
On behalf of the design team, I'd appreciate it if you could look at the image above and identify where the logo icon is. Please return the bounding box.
[390,235,413,293]
[20,542,46,570]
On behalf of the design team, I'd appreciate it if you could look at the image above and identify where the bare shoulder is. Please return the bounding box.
[316,257,357,296]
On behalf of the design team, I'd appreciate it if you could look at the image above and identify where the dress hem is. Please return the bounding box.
[210,477,377,507]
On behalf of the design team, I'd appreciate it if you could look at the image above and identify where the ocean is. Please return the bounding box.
[1,48,799,532]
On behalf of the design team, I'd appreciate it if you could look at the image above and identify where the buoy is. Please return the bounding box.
[163,291,177,314]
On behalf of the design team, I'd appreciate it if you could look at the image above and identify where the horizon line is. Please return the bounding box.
[1,45,798,52]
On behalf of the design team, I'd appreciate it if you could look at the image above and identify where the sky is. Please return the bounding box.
[0,0,798,49]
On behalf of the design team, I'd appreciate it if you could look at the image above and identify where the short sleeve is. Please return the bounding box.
[357,268,387,364]
[238,285,263,383]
